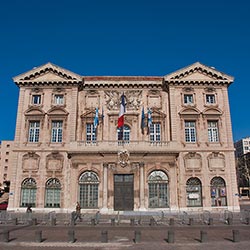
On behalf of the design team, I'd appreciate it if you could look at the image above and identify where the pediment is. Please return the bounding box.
[151,108,166,118]
[179,107,201,116]
[164,62,234,85]
[80,109,96,118]
[25,107,45,116]
[47,107,69,116]
[13,62,82,86]
[202,107,223,116]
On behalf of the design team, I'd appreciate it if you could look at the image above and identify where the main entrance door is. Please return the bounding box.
[114,174,134,211]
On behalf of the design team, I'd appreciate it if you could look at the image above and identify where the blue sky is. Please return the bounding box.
[0,0,249,142]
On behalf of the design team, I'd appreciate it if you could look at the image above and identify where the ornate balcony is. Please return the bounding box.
[69,140,180,153]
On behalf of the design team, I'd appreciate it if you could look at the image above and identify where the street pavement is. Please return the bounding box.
[1,201,250,250]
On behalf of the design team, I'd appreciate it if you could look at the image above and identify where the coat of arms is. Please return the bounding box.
[118,149,130,168]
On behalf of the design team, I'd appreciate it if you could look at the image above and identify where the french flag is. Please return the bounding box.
[117,93,126,128]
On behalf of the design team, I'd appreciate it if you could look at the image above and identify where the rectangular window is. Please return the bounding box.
[28,121,40,142]
[184,94,193,104]
[54,94,64,105]
[185,121,196,142]
[149,123,161,142]
[208,121,219,142]
[51,121,63,143]
[32,95,41,105]
[206,94,215,104]
[86,123,96,142]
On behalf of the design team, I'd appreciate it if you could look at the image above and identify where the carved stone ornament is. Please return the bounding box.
[118,149,130,168]
[105,90,142,111]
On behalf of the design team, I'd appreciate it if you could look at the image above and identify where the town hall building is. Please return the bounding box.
[7,62,240,213]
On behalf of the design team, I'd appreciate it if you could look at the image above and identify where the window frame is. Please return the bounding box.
[183,94,194,105]
[184,121,197,143]
[32,94,42,105]
[54,94,64,105]
[207,120,219,142]
[28,121,40,143]
[206,94,216,104]
[149,123,161,142]
[51,120,63,143]
[78,171,99,208]
[45,178,61,208]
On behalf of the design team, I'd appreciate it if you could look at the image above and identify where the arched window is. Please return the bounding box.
[117,125,130,144]
[20,178,37,207]
[186,177,202,207]
[148,170,169,208]
[79,171,99,208]
[45,178,61,208]
[210,177,227,206]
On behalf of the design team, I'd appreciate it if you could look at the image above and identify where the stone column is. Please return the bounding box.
[139,162,146,210]
[101,163,108,212]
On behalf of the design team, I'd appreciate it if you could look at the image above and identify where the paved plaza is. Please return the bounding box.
[0,202,250,250]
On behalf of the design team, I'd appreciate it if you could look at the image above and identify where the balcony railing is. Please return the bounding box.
[69,140,179,153]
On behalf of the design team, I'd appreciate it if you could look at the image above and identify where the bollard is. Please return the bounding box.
[111,218,115,226]
[232,230,239,242]
[2,230,9,243]
[130,218,135,226]
[91,218,96,226]
[168,230,175,243]
[169,218,175,226]
[227,217,233,225]
[35,230,42,242]
[71,212,76,226]
[189,218,194,226]
[51,217,56,226]
[200,230,207,243]
[68,229,75,243]
[134,230,141,243]
[12,218,18,225]
[208,218,213,225]
[101,230,108,243]
[95,211,100,224]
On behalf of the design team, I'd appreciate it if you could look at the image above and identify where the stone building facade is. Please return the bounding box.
[8,62,240,212]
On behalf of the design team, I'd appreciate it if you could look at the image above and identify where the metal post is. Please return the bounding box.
[68,229,75,243]
[168,230,175,243]
[2,230,9,243]
[134,230,141,243]
[70,212,76,226]
[200,230,207,243]
[233,230,239,242]
[35,230,42,243]
[101,230,108,243]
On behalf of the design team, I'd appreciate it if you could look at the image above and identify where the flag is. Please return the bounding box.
[147,108,152,134]
[94,108,99,129]
[141,107,145,134]
[117,93,126,128]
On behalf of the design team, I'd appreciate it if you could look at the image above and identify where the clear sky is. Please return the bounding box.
[0,0,249,142]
